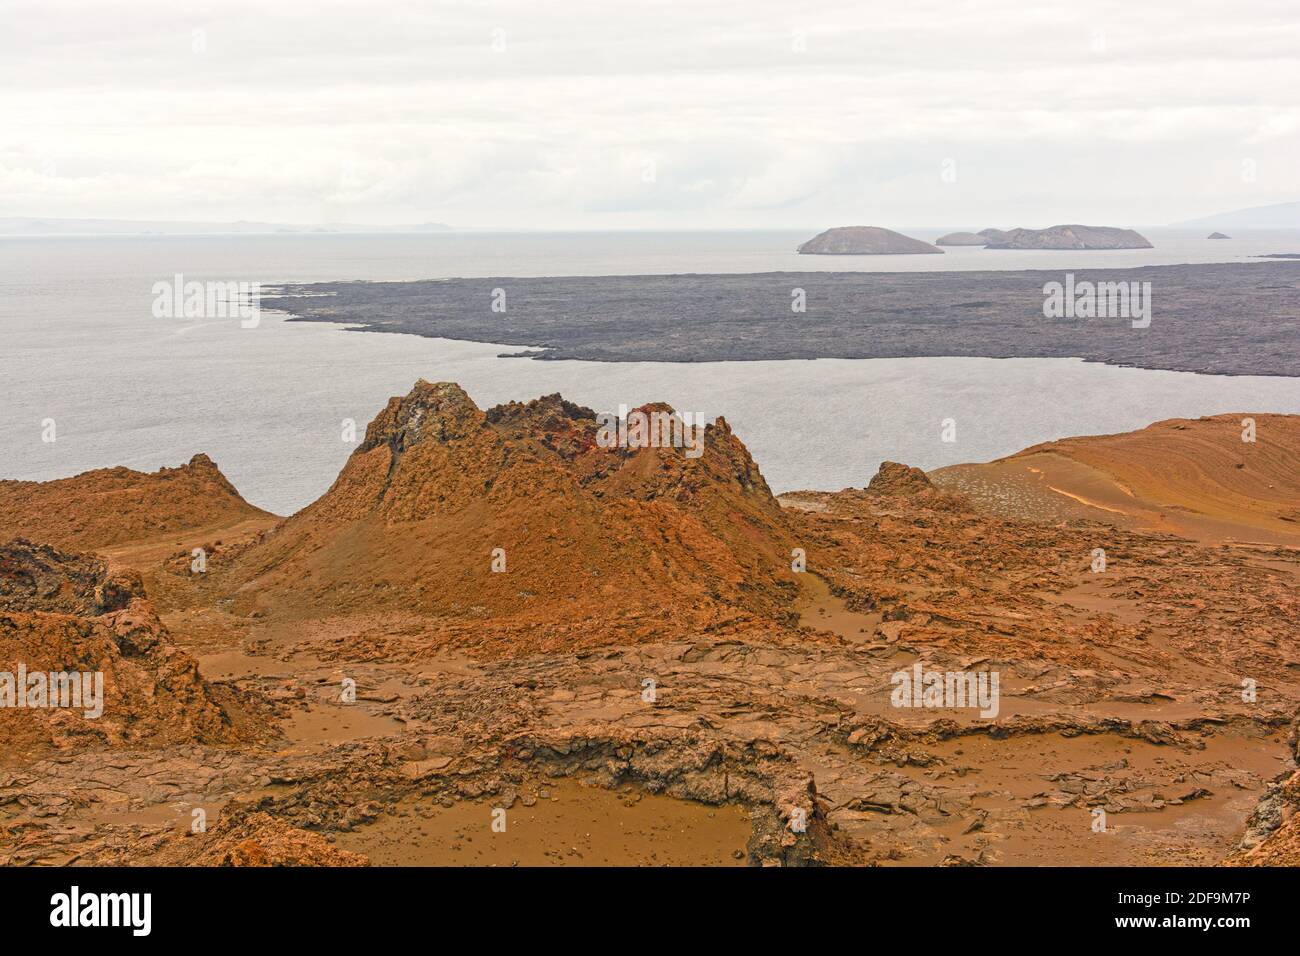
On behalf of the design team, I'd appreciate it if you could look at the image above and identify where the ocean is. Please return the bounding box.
[3,230,1299,515]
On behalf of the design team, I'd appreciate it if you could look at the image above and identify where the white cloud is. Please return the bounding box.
[2,0,1297,226]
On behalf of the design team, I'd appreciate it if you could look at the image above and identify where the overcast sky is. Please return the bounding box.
[3,0,1297,229]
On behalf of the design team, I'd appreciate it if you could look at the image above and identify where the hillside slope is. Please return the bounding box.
[931,414,1300,544]
[0,454,273,553]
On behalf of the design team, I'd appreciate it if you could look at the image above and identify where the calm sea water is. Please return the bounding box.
[3,232,1298,514]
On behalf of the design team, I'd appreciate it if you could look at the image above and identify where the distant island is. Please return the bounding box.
[797,226,942,255]
[1208,232,1231,239]
[978,224,1152,250]
[799,223,1152,254]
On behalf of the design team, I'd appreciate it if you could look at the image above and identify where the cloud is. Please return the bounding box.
[2,0,1297,226]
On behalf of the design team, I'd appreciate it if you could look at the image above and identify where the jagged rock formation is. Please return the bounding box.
[978,224,1152,250]
[866,461,934,496]
[217,382,798,653]
[797,226,942,255]
[935,231,988,246]
[0,540,244,764]
[0,454,272,551]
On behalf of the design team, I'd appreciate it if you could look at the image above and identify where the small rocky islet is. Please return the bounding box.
[799,223,1153,254]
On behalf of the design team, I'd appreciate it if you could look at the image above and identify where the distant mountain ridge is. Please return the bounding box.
[0,217,452,236]
[1174,201,1300,230]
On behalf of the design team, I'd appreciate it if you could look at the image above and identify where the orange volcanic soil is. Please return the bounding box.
[0,453,273,553]
[2,386,1297,868]
[931,414,1300,545]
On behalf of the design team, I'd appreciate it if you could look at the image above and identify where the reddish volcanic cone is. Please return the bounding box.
[220,381,799,654]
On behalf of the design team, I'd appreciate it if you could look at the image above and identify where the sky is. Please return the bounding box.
[3,0,1298,229]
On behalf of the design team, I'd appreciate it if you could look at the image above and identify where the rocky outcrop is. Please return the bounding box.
[0,540,138,615]
[0,540,243,765]
[935,231,988,246]
[1229,721,1300,866]
[0,454,272,551]
[797,226,942,255]
[218,382,798,654]
[186,808,370,867]
[866,461,933,496]
[979,224,1153,250]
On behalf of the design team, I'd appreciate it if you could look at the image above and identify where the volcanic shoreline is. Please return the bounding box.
[261,261,1300,376]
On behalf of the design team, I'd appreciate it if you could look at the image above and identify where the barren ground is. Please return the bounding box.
[2,402,1297,867]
